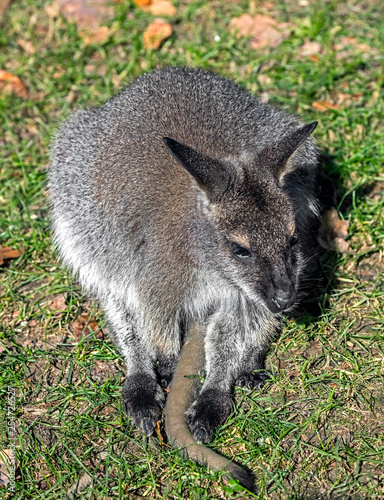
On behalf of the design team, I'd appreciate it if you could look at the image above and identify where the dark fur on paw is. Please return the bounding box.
[122,373,165,436]
[237,370,271,390]
[186,389,232,444]
[156,354,177,389]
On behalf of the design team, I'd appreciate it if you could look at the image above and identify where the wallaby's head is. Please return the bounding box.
[163,122,317,315]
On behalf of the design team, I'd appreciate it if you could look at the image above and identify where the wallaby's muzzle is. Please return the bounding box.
[269,286,296,313]
[261,262,297,314]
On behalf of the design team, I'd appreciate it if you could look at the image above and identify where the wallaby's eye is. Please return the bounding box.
[229,242,252,260]
[290,233,299,247]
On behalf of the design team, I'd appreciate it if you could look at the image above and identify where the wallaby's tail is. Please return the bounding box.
[164,323,255,492]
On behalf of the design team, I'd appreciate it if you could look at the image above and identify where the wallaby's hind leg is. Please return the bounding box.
[104,297,164,436]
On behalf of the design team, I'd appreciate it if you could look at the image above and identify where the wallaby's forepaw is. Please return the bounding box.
[237,370,271,390]
[122,373,165,436]
[186,389,232,444]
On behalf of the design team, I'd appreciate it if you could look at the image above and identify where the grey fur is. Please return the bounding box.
[48,67,319,455]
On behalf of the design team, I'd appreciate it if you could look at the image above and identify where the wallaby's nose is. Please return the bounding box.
[272,288,296,311]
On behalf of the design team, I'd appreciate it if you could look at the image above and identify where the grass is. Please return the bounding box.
[1,0,384,498]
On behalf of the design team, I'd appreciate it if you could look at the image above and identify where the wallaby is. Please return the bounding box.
[48,67,320,490]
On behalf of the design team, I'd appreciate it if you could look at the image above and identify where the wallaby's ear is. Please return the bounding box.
[262,121,317,182]
[163,137,231,201]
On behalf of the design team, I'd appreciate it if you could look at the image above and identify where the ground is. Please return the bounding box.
[0,0,383,498]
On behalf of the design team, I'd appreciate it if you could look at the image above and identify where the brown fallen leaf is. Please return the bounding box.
[79,25,112,45]
[0,0,11,16]
[71,313,102,342]
[334,39,373,61]
[307,54,321,63]
[139,0,176,16]
[58,0,114,29]
[17,38,35,55]
[45,0,61,18]
[143,19,172,50]
[67,451,106,498]
[332,92,349,105]
[317,207,350,253]
[0,71,28,98]
[257,74,272,86]
[53,66,66,79]
[331,89,363,106]
[0,246,21,266]
[312,88,362,112]
[50,293,67,311]
[0,449,15,488]
[156,420,164,444]
[312,100,340,112]
[334,36,371,55]
[67,472,92,499]
[229,14,290,50]
[298,40,324,57]
[85,63,107,76]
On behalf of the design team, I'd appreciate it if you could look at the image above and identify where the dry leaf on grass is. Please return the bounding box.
[333,90,363,105]
[79,25,112,45]
[0,0,11,16]
[334,36,372,59]
[229,14,290,50]
[58,0,114,29]
[49,293,67,311]
[0,246,21,266]
[17,38,35,54]
[0,449,15,488]
[0,71,28,98]
[317,207,350,253]
[67,452,106,498]
[312,100,340,112]
[143,19,172,49]
[156,420,164,443]
[85,63,107,76]
[71,313,102,342]
[312,89,363,112]
[298,40,324,58]
[67,472,92,499]
[45,0,60,18]
[138,0,176,16]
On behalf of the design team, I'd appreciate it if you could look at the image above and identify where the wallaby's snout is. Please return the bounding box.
[267,279,296,313]
[258,257,298,314]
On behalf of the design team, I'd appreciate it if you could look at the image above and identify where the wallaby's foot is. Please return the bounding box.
[157,354,177,389]
[122,373,165,436]
[237,370,271,391]
[186,389,232,444]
